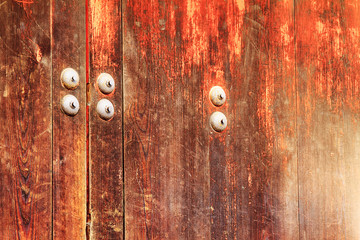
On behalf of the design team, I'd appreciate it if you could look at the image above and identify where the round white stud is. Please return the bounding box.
[60,68,80,90]
[209,86,226,106]
[210,111,228,132]
[61,94,80,116]
[97,73,115,94]
[96,99,114,120]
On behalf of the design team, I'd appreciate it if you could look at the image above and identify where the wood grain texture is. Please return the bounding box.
[88,0,123,239]
[211,0,298,239]
[51,0,87,238]
[123,0,210,238]
[124,0,298,239]
[0,1,52,239]
[296,0,360,238]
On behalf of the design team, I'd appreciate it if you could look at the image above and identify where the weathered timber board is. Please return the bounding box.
[296,0,360,238]
[88,0,124,239]
[212,0,298,239]
[0,1,52,239]
[52,0,87,238]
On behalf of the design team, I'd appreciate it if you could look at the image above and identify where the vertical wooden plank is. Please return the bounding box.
[52,0,87,238]
[124,0,298,239]
[210,0,298,239]
[88,0,123,239]
[296,0,360,238]
[0,1,52,239]
[123,0,211,238]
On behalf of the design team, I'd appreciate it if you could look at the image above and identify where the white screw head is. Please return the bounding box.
[60,68,80,90]
[61,94,80,116]
[209,86,226,106]
[96,99,114,120]
[210,111,228,132]
[97,73,115,94]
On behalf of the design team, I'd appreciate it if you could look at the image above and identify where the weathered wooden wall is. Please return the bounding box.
[124,0,360,239]
[1,0,360,239]
[0,0,87,239]
[123,0,298,239]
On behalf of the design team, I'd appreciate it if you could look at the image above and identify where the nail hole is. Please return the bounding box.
[106,81,112,87]
[105,106,111,114]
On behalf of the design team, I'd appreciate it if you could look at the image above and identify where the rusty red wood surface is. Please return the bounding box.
[51,0,87,239]
[88,0,124,239]
[296,0,360,238]
[0,1,52,239]
[123,0,210,237]
[2,0,360,239]
[209,0,298,239]
[123,0,298,239]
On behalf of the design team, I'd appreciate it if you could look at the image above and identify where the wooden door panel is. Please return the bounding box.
[88,0,124,239]
[296,0,360,238]
[52,0,87,239]
[0,1,52,239]
[123,0,298,239]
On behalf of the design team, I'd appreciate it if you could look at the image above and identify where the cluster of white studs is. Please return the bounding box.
[60,68,80,116]
[96,73,115,120]
[60,69,115,120]
[209,86,228,132]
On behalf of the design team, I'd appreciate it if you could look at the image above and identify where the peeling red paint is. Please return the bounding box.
[296,0,360,119]
[125,0,299,238]
[126,0,245,78]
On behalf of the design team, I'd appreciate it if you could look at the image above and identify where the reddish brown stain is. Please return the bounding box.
[296,0,360,118]
[296,0,360,239]
[126,0,245,77]
[88,0,124,239]
[125,0,297,151]
[3,0,360,239]
[125,0,299,239]
[51,0,87,238]
[0,1,52,239]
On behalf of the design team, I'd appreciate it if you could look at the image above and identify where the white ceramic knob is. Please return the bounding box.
[210,111,227,132]
[61,94,80,116]
[96,99,114,120]
[60,68,80,90]
[97,73,115,94]
[209,86,226,106]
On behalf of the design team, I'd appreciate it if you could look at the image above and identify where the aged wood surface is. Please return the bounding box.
[210,0,298,239]
[123,0,210,238]
[88,0,124,239]
[296,0,360,239]
[2,0,360,239]
[123,0,298,239]
[0,0,52,239]
[51,0,87,238]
